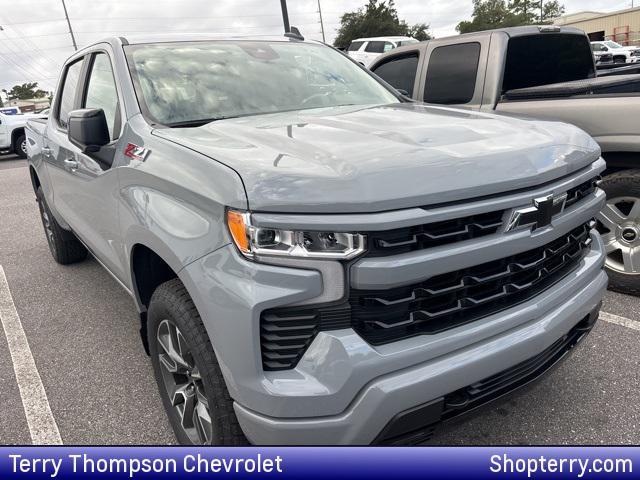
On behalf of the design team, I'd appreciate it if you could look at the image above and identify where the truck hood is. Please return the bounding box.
[153,103,600,213]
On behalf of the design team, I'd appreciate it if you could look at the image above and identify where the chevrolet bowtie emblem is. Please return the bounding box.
[505,193,568,232]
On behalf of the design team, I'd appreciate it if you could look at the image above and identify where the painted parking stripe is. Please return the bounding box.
[0,265,62,445]
[600,311,640,332]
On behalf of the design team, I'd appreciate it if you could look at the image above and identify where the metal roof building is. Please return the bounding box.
[554,6,640,46]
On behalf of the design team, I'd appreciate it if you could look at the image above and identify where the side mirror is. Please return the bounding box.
[396,89,409,96]
[68,108,110,154]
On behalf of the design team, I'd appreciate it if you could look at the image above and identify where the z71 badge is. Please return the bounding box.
[124,143,150,161]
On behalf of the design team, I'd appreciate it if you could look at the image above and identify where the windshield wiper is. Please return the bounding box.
[166,116,236,128]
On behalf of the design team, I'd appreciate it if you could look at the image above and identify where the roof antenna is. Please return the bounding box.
[285,26,304,41]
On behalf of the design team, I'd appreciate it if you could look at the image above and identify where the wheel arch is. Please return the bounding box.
[128,240,183,354]
[11,127,24,148]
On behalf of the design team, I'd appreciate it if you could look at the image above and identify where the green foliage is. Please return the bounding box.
[407,23,431,42]
[333,0,432,48]
[457,0,565,34]
[7,82,47,100]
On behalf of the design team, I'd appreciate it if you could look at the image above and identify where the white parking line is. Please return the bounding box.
[0,265,62,445]
[600,311,640,332]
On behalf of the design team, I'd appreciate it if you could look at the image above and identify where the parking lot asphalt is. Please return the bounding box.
[1,153,639,445]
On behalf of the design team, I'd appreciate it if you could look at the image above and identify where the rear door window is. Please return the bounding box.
[56,59,84,129]
[348,41,364,51]
[365,41,389,53]
[372,53,419,96]
[424,42,480,104]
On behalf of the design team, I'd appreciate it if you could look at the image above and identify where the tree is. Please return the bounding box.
[457,0,565,34]
[333,0,431,49]
[407,23,432,42]
[540,0,565,22]
[7,82,47,100]
[456,0,520,34]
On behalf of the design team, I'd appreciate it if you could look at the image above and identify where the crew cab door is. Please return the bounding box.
[46,49,126,281]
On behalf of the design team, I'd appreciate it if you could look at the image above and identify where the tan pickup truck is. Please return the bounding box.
[370,25,640,294]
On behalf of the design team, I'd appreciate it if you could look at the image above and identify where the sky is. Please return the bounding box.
[0,0,636,92]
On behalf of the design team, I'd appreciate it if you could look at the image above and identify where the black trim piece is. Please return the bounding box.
[374,308,599,445]
[260,304,351,371]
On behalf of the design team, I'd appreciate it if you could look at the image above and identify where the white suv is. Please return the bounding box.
[347,36,418,67]
[591,40,640,64]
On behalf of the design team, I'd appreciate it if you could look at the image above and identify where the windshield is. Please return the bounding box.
[125,40,398,127]
[604,41,623,49]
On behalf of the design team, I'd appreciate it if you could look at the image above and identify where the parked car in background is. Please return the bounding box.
[592,46,613,67]
[26,33,605,445]
[347,36,418,67]
[371,25,640,294]
[0,110,45,158]
[591,40,640,64]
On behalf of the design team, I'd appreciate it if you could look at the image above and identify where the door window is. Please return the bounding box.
[372,53,419,96]
[424,42,480,104]
[84,53,120,140]
[57,59,84,129]
[365,41,392,53]
[348,41,364,51]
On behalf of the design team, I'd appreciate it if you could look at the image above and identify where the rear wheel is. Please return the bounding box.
[596,170,640,295]
[613,56,627,64]
[36,187,87,264]
[14,134,27,158]
[148,279,247,445]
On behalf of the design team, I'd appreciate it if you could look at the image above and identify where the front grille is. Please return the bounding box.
[365,177,597,258]
[350,222,592,345]
[564,177,599,209]
[260,305,350,371]
[366,210,505,257]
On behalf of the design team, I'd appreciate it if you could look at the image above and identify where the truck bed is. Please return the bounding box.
[503,75,640,101]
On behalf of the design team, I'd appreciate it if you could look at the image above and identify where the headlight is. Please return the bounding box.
[226,210,367,260]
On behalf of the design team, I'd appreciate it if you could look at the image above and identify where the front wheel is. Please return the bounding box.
[148,279,247,445]
[596,170,640,295]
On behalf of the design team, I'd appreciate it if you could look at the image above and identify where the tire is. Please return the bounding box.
[14,134,27,158]
[148,278,247,445]
[36,187,88,264]
[614,56,626,64]
[596,170,640,296]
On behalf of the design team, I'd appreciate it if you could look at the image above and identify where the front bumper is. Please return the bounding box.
[233,255,606,444]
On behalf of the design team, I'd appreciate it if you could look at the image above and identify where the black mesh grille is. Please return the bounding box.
[350,222,592,345]
[260,305,350,371]
[366,210,504,257]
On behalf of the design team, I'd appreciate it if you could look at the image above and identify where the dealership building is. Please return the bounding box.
[554,6,640,45]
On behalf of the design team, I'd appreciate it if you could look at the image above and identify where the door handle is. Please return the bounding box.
[63,158,79,170]
[42,147,51,157]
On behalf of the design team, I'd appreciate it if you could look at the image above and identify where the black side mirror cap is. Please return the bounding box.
[68,108,110,153]
[396,89,409,96]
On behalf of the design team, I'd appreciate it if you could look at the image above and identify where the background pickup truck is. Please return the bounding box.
[0,111,43,158]
[370,25,640,295]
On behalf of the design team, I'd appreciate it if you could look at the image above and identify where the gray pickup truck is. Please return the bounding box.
[26,33,606,445]
[370,25,640,295]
